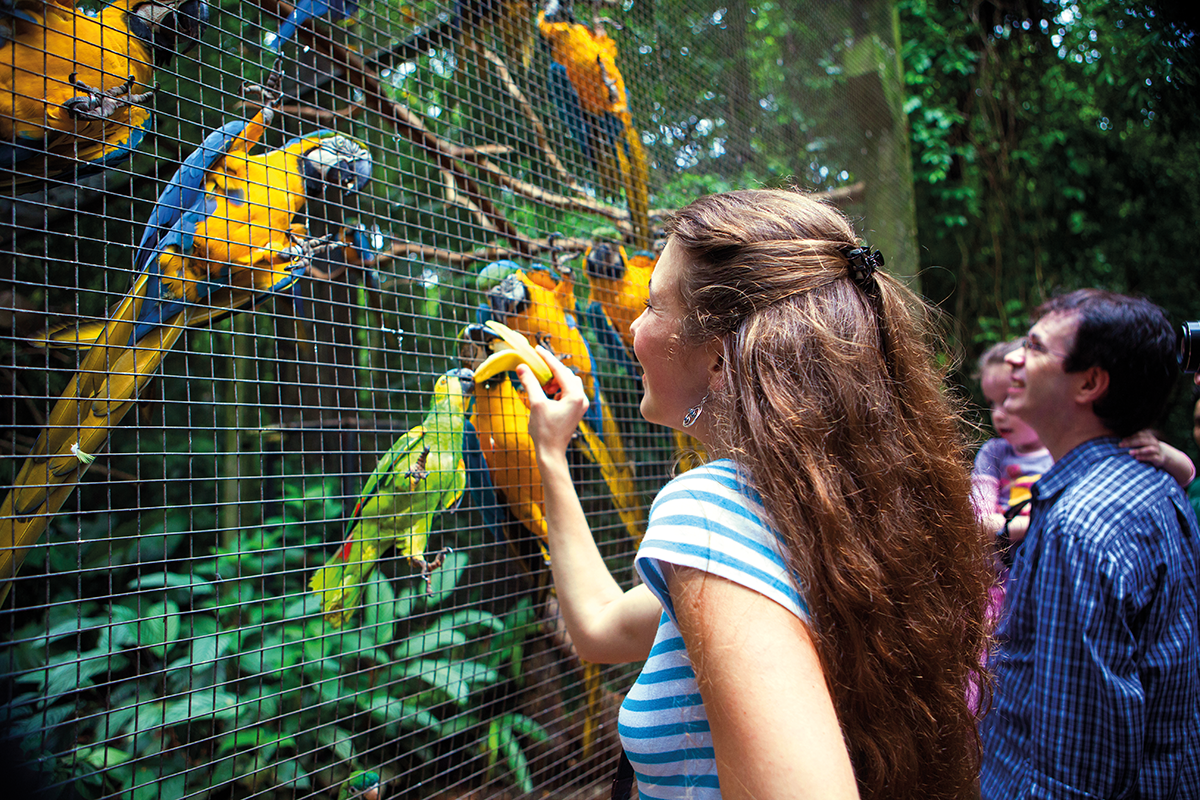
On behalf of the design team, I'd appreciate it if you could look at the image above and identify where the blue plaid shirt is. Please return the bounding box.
[980,437,1200,799]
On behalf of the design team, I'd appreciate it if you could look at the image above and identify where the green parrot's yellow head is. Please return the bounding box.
[434,368,476,414]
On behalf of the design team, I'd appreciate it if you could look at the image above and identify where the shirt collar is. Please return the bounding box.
[1031,436,1124,503]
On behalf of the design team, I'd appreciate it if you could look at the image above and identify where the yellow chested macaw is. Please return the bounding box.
[311,369,474,627]
[582,233,653,363]
[1,0,209,193]
[469,282,645,548]
[0,96,373,606]
[580,235,704,472]
[470,367,550,559]
[537,0,651,249]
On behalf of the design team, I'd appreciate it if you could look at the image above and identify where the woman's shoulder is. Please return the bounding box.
[647,459,778,559]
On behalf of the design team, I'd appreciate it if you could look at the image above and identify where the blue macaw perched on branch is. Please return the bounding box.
[0,91,373,606]
[537,0,650,249]
[372,0,533,69]
[311,369,474,627]
[0,0,208,193]
[265,0,359,52]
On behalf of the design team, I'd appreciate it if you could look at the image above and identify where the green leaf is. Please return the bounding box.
[273,758,311,790]
[98,605,141,654]
[501,725,533,795]
[401,658,500,705]
[82,746,132,770]
[504,713,550,744]
[392,625,467,661]
[126,573,215,598]
[361,577,397,644]
[137,600,181,659]
[162,689,239,727]
[315,725,357,763]
[128,766,186,800]
[426,550,469,605]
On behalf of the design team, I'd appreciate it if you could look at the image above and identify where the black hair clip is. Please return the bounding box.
[840,245,885,287]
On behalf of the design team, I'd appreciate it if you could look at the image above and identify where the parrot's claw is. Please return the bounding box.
[420,547,452,594]
[405,446,432,488]
[242,61,285,108]
[285,233,343,278]
[64,74,156,120]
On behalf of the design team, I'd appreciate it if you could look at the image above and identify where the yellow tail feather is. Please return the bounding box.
[575,418,645,545]
[0,303,187,606]
[619,118,652,251]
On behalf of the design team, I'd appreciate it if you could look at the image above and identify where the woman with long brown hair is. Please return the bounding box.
[520,188,992,800]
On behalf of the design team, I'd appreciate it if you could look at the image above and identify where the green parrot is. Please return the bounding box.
[337,770,383,800]
[310,368,475,627]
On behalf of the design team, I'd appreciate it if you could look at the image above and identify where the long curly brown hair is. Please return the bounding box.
[666,189,992,800]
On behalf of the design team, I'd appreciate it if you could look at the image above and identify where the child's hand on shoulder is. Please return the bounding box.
[1120,429,1166,468]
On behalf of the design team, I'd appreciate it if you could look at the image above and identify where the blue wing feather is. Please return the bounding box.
[548,61,594,164]
[463,420,508,542]
[136,119,249,272]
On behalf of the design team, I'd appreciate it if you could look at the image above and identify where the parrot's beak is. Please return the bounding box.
[454,368,476,397]
[132,0,209,58]
[585,240,625,280]
[486,274,529,322]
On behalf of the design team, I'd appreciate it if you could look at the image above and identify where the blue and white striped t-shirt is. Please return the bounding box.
[617,459,808,799]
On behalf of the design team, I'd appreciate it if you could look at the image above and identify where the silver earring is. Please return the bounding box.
[682,394,708,428]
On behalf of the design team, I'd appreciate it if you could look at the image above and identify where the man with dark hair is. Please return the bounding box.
[980,289,1200,799]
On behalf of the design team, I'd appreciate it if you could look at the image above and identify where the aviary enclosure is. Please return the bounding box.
[0,0,913,797]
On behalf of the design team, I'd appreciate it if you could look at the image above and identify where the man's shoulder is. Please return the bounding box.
[1047,453,1189,552]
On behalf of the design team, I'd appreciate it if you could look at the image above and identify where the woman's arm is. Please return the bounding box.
[669,566,860,800]
[520,355,661,664]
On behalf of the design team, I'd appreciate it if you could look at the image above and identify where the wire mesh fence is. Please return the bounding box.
[1,0,912,797]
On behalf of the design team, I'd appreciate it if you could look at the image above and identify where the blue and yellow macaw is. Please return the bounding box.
[538,0,650,249]
[266,0,359,52]
[479,265,644,544]
[470,366,549,558]
[0,0,208,193]
[311,369,474,627]
[580,236,704,472]
[581,233,652,375]
[0,97,373,606]
[459,320,611,758]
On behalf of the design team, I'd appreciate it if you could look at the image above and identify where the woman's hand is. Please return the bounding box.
[520,347,589,462]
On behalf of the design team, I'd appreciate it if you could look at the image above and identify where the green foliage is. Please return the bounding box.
[1,477,548,799]
[899,0,1200,445]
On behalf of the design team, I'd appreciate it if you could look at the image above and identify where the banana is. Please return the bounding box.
[475,321,554,386]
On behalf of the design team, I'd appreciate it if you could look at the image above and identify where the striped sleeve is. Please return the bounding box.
[635,459,808,623]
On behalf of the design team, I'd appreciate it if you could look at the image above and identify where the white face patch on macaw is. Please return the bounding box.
[305,137,372,191]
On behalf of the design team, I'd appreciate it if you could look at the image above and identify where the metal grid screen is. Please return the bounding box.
[0,0,912,797]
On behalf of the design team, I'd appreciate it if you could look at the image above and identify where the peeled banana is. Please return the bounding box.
[475,321,554,385]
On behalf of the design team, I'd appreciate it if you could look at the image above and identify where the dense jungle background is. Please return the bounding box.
[1,0,1198,798]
